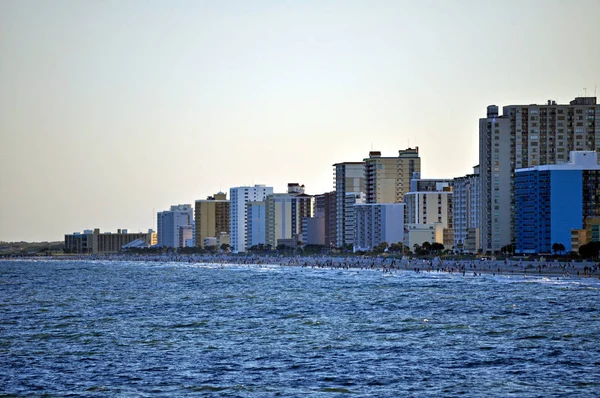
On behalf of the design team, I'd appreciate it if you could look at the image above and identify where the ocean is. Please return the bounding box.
[1,259,599,396]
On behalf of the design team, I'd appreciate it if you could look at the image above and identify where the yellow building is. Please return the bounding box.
[571,217,600,253]
[364,148,421,204]
[194,192,230,248]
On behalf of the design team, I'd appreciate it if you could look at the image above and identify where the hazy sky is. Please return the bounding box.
[1,0,599,242]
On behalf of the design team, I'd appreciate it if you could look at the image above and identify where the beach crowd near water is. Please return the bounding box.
[21,252,600,280]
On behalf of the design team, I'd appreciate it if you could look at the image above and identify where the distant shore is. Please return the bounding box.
[4,253,600,279]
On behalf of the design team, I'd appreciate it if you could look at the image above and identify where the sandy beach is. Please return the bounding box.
[16,253,600,280]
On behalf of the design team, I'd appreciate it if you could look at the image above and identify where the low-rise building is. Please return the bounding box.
[571,218,600,253]
[65,228,153,254]
[404,223,444,252]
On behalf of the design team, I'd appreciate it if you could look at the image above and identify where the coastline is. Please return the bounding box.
[4,253,600,280]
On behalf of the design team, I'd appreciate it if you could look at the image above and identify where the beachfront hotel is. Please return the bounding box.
[157,204,194,248]
[515,151,600,254]
[353,203,405,252]
[479,97,600,254]
[264,184,313,248]
[194,192,230,249]
[246,201,267,249]
[311,191,336,247]
[364,148,421,204]
[453,166,480,253]
[333,162,365,248]
[229,185,274,253]
[65,228,154,254]
[404,184,454,248]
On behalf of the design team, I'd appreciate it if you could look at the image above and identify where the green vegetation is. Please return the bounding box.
[0,241,64,256]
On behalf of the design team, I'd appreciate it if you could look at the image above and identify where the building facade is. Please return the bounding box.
[515,151,600,254]
[480,97,600,253]
[246,201,266,249]
[265,187,313,248]
[404,189,454,248]
[194,192,230,248]
[409,173,453,193]
[453,166,480,253]
[302,216,326,246]
[313,191,336,247]
[157,204,194,248]
[334,162,364,248]
[230,185,274,253]
[571,218,600,253]
[364,148,421,204]
[354,203,405,252]
[65,228,153,254]
[404,223,444,252]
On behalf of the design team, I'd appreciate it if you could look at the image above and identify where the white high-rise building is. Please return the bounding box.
[230,185,274,253]
[157,204,194,248]
[354,203,405,252]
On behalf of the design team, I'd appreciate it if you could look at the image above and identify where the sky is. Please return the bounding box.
[1,0,599,242]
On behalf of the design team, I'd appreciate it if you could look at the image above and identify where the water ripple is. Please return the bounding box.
[1,259,600,396]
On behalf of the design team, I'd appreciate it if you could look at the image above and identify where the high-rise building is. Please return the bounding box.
[404,188,454,248]
[515,151,600,254]
[354,203,405,252]
[333,162,364,247]
[265,184,313,248]
[479,97,600,253]
[409,173,453,193]
[194,192,230,248]
[364,148,421,204]
[157,204,194,248]
[313,191,336,247]
[230,185,274,253]
[341,192,365,247]
[179,225,194,248]
[246,201,266,249]
[453,166,480,253]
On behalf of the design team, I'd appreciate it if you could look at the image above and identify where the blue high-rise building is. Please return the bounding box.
[515,151,600,254]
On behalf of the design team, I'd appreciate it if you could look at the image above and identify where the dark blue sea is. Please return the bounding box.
[1,259,599,397]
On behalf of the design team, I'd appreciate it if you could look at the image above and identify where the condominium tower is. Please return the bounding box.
[364,148,421,204]
[313,191,336,247]
[354,203,405,252]
[265,184,313,248]
[246,201,267,249]
[404,188,454,247]
[157,204,194,248]
[230,185,274,253]
[515,151,600,254]
[333,162,365,248]
[194,192,230,248]
[453,166,480,253]
[479,97,600,253]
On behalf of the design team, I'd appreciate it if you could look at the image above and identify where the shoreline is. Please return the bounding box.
[3,253,600,280]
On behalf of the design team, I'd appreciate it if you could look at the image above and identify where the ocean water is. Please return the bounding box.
[1,260,599,397]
